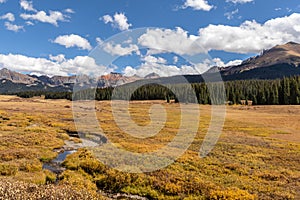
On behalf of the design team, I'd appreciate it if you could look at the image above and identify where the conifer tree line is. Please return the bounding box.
[15,91,73,100]
[14,76,300,105]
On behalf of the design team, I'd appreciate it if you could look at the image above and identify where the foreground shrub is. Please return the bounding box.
[0,164,18,176]
[209,187,256,200]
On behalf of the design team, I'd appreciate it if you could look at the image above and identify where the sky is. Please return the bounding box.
[0,0,300,77]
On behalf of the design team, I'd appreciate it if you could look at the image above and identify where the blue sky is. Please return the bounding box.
[0,0,300,77]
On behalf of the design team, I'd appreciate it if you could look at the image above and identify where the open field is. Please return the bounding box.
[0,95,300,199]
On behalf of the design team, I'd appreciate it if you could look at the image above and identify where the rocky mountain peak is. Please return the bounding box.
[0,68,37,84]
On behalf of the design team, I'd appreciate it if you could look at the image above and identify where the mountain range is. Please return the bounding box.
[1,42,300,94]
[215,41,300,80]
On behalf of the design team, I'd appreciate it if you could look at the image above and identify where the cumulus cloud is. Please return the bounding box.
[224,59,243,66]
[0,54,109,76]
[198,13,300,53]
[226,0,253,4]
[224,9,239,20]
[49,54,66,63]
[101,12,132,31]
[18,1,72,27]
[64,8,75,14]
[138,13,300,55]
[20,11,67,26]
[142,55,167,64]
[0,53,67,76]
[0,0,7,3]
[103,42,140,56]
[123,62,200,78]
[122,54,223,77]
[138,27,204,55]
[102,15,113,24]
[123,66,137,77]
[136,55,192,77]
[4,22,24,32]
[122,54,244,77]
[0,13,15,22]
[122,64,195,78]
[1,53,225,78]
[20,0,37,12]
[25,21,34,26]
[53,34,92,50]
[173,56,179,64]
[60,56,109,76]
[0,53,240,78]
[182,0,213,11]
[212,58,243,67]
[96,37,103,45]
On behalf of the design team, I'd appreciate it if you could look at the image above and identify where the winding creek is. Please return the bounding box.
[42,131,104,174]
[42,132,148,199]
[42,149,77,174]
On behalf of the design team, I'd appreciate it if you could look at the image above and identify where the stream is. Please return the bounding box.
[42,149,77,174]
[42,132,148,200]
[42,131,105,174]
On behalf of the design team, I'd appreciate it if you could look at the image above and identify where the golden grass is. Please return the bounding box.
[0,95,299,199]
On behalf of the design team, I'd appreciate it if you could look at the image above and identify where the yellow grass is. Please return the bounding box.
[0,95,299,199]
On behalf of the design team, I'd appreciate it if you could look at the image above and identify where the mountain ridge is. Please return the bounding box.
[218,41,300,76]
[1,41,300,93]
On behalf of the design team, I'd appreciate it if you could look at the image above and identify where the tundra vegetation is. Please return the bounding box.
[0,95,299,199]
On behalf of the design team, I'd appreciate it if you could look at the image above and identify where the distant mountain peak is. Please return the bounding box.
[285,41,299,45]
[0,68,37,84]
[217,41,300,77]
[144,72,160,79]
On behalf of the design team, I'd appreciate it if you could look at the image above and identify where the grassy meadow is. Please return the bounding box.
[0,95,299,199]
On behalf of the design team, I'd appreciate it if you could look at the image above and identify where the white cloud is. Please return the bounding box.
[193,59,213,73]
[224,59,243,66]
[124,63,199,78]
[61,56,109,76]
[212,58,243,67]
[64,8,75,14]
[96,37,103,45]
[286,7,293,13]
[122,55,243,78]
[173,56,179,64]
[103,42,140,56]
[0,13,15,22]
[0,53,110,76]
[0,0,7,3]
[102,15,113,24]
[226,0,253,4]
[138,27,203,55]
[198,13,300,53]
[4,22,24,32]
[101,12,132,31]
[25,21,34,26]
[123,54,213,77]
[136,13,300,55]
[0,54,241,78]
[53,34,92,50]
[224,9,239,20]
[0,53,67,76]
[122,66,137,77]
[49,54,66,63]
[294,25,300,32]
[20,0,37,12]
[20,11,67,26]
[142,55,167,64]
[18,1,71,27]
[182,0,213,11]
